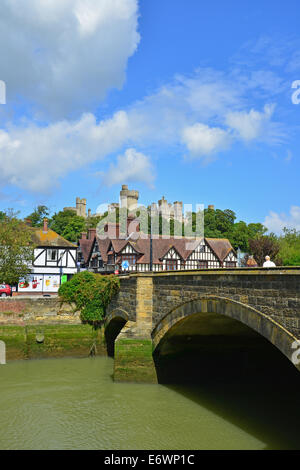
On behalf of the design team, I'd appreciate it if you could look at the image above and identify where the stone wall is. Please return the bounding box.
[107,276,137,321]
[0,296,79,325]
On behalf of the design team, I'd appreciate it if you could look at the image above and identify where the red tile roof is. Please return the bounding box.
[78,238,94,263]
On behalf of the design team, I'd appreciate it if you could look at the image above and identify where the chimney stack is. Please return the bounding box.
[88,228,96,240]
[81,232,87,240]
[43,218,48,233]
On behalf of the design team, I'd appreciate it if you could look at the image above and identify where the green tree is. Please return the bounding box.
[58,271,120,328]
[229,221,267,252]
[204,208,236,239]
[26,205,50,227]
[0,210,35,285]
[85,214,107,229]
[62,217,86,243]
[230,221,251,252]
[49,209,87,242]
[247,223,267,239]
[277,228,300,266]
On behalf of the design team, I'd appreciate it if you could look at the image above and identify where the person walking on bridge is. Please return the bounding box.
[263,255,276,267]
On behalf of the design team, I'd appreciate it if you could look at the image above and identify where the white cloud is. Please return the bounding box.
[103,148,155,187]
[181,123,231,158]
[0,0,140,118]
[124,71,284,151]
[126,69,244,146]
[0,111,131,192]
[264,206,300,233]
[0,66,288,193]
[225,104,282,143]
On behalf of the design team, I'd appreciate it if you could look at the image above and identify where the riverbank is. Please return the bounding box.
[0,297,107,360]
[0,324,106,361]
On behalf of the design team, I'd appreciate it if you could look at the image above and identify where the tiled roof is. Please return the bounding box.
[78,238,94,263]
[29,227,76,248]
[206,238,236,262]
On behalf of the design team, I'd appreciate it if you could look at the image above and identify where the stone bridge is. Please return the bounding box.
[105,268,300,383]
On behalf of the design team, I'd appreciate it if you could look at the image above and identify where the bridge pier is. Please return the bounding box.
[114,277,157,383]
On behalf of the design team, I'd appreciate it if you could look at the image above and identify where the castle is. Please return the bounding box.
[108,184,139,213]
[64,185,215,221]
[63,197,92,219]
[108,185,185,222]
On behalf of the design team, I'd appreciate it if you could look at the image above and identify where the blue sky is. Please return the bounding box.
[0,0,300,232]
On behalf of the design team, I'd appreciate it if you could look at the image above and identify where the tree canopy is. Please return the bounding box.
[26,205,50,227]
[0,210,34,285]
[277,229,300,266]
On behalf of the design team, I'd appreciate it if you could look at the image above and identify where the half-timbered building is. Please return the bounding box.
[79,220,237,274]
[18,219,77,294]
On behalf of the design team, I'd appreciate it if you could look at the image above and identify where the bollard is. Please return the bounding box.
[0,340,6,365]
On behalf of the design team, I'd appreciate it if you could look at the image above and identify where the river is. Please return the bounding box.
[0,356,300,450]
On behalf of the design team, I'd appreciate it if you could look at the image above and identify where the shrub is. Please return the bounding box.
[58,271,120,328]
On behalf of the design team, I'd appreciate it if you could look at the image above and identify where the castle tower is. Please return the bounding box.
[158,196,170,219]
[64,197,87,218]
[173,201,183,221]
[75,197,87,218]
[120,185,139,212]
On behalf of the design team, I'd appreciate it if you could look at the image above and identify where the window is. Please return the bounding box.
[47,249,57,261]
[121,254,137,266]
[166,259,178,271]
[225,261,236,268]
[197,261,208,269]
[91,257,98,268]
[107,254,115,265]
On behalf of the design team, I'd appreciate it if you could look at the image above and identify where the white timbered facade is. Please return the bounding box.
[185,239,220,270]
[223,251,237,268]
[118,243,139,272]
[33,247,77,274]
[162,248,182,271]
[18,224,77,294]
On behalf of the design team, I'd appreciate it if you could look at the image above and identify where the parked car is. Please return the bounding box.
[0,284,12,297]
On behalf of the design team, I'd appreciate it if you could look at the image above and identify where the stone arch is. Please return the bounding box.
[105,308,129,357]
[152,296,300,371]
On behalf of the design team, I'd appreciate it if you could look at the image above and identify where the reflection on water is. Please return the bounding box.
[0,354,300,450]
